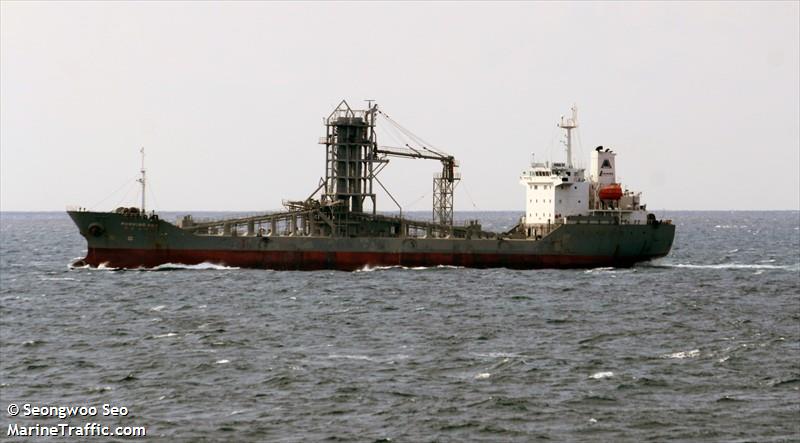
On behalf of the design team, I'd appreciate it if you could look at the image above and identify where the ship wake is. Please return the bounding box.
[644,262,799,272]
[355,264,464,273]
[148,262,240,271]
[68,260,239,271]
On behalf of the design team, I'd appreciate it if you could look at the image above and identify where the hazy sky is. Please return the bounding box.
[2,1,798,212]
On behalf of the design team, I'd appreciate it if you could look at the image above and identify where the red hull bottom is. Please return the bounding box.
[78,247,652,271]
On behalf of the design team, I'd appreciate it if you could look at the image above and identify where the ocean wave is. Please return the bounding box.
[472,352,524,359]
[153,332,178,339]
[70,261,239,271]
[584,267,616,274]
[663,349,700,359]
[650,263,799,271]
[355,264,463,273]
[590,371,614,379]
[67,257,90,269]
[325,354,409,364]
[67,261,121,271]
[148,262,239,271]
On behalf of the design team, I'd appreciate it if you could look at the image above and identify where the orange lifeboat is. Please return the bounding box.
[598,183,623,200]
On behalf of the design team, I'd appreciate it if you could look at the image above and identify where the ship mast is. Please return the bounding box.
[137,147,146,213]
[558,105,578,168]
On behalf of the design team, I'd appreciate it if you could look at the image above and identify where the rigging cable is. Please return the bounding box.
[404,193,428,209]
[88,175,139,210]
[460,181,480,210]
[112,180,139,211]
[146,178,161,214]
[377,111,447,156]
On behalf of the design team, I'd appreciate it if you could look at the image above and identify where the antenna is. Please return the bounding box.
[137,147,146,213]
[558,104,578,168]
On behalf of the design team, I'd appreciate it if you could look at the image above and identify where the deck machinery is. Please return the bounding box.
[321,101,462,234]
[177,100,483,240]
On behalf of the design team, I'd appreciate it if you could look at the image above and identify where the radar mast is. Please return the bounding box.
[137,147,146,213]
[558,105,578,168]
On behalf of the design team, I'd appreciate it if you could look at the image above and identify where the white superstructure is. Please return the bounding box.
[520,106,648,236]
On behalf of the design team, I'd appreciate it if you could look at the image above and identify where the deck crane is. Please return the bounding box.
[373,110,460,228]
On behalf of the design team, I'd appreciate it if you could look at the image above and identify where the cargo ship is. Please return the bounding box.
[68,101,674,270]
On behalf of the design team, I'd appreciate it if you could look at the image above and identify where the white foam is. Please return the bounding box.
[355,264,464,273]
[585,267,615,274]
[590,371,614,379]
[355,265,397,272]
[664,349,700,359]
[665,263,798,271]
[68,258,90,269]
[473,352,522,358]
[475,372,491,379]
[216,359,230,364]
[327,354,379,362]
[150,262,239,271]
[151,305,166,311]
[326,354,408,364]
[153,332,178,339]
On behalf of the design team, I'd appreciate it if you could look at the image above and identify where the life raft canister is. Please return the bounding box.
[598,183,623,200]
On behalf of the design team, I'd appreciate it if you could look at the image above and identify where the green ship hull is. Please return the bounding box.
[67,210,675,271]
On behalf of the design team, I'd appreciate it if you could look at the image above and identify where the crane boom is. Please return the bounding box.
[376,145,458,183]
[373,109,459,227]
[377,145,447,162]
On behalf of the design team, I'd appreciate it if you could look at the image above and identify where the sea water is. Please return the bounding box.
[1,211,798,441]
